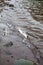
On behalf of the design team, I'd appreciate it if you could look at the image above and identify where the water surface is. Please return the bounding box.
[0,0,43,65]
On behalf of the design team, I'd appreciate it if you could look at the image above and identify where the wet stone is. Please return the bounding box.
[4,41,13,47]
[9,4,14,7]
[11,55,14,58]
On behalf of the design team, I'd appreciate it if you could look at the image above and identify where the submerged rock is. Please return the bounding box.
[4,41,13,47]
[14,59,36,65]
[3,49,12,55]
[9,4,14,7]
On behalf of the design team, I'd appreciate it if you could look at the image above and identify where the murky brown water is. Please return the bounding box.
[0,0,43,65]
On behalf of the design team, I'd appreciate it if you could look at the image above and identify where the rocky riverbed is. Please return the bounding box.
[0,0,43,65]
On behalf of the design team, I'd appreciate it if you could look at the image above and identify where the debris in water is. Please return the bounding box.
[17,27,27,38]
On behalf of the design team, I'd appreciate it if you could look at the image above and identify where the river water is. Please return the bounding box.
[0,0,43,65]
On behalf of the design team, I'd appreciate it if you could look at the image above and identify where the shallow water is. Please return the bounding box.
[0,0,43,65]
